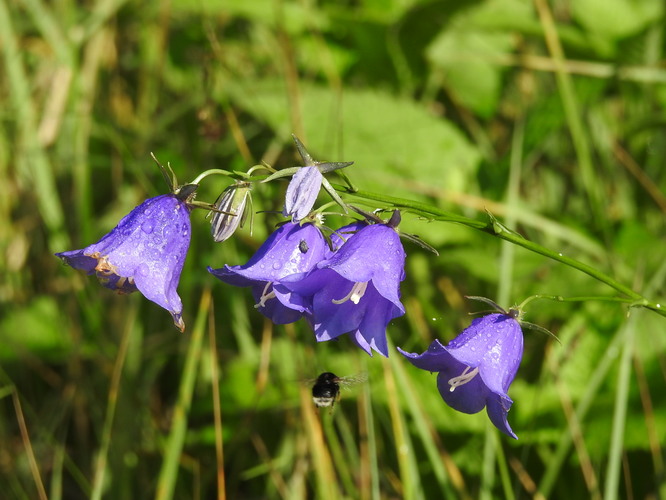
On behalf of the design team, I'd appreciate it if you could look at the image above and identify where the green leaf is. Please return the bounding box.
[225,79,480,244]
[571,0,663,40]
[0,297,72,360]
[226,80,480,197]
[425,0,532,117]
[428,29,513,118]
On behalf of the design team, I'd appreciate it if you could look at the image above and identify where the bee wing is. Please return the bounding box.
[300,376,320,387]
[336,372,368,388]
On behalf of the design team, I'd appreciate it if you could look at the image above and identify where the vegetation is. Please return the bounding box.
[2,0,665,498]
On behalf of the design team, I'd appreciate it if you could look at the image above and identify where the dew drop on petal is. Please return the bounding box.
[141,220,154,234]
[272,262,282,271]
[137,263,150,276]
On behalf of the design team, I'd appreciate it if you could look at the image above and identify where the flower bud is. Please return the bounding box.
[211,181,252,243]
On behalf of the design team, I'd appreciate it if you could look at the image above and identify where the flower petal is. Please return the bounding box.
[320,224,405,309]
[325,221,368,258]
[209,222,326,285]
[251,284,303,324]
[446,314,522,388]
[486,392,518,439]
[398,339,451,372]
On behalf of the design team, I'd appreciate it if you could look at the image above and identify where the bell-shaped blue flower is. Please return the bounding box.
[56,193,192,331]
[208,222,328,324]
[398,313,524,439]
[279,222,406,357]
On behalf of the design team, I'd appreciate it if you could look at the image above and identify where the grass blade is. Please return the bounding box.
[155,288,212,500]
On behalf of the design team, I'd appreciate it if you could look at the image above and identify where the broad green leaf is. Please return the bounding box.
[571,0,663,40]
[425,0,533,117]
[225,79,480,243]
[427,29,513,117]
[229,80,479,193]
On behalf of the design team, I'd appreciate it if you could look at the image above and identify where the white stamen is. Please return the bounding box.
[448,366,480,392]
[332,281,369,305]
[255,282,276,309]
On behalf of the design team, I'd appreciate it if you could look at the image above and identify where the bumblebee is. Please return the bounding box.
[310,372,367,409]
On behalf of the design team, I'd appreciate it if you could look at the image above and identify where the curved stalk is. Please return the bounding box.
[333,184,666,318]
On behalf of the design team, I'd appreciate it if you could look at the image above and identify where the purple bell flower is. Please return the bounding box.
[208,222,328,324]
[279,222,406,357]
[55,193,192,331]
[398,313,524,439]
[283,166,323,222]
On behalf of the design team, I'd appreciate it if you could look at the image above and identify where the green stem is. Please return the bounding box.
[189,166,274,186]
[518,294,637,310]
[334,185,666,318]
[189,168,238,185]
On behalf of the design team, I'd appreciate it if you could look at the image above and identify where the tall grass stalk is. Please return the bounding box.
[383,358,422,500]
[604,314,637,500]
[208,308,226,500]
[533,0,605,233]
[0,0,67,250]
[90,306,137,500]
[155,288,212,500]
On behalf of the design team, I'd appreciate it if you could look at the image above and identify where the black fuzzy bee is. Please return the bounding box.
[311,372,367,409]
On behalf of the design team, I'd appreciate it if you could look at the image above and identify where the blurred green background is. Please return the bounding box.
[2,0,666,498]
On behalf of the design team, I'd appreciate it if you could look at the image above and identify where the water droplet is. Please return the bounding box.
[272,262,282,270]
[141,220,154,234]
[137,263,149,277]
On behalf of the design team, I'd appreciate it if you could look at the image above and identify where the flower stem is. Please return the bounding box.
[189,169,236,185]
[334,184,666,318]
[517,294,638,311]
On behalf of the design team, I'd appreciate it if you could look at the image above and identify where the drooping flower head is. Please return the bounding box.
[398,312,524,439]
[279,211,406,357]
[208,221,328,324]
[56,186,196,331]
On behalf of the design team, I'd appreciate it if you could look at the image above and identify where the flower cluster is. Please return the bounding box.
[209,215,406,357]
[55,137,533,438]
